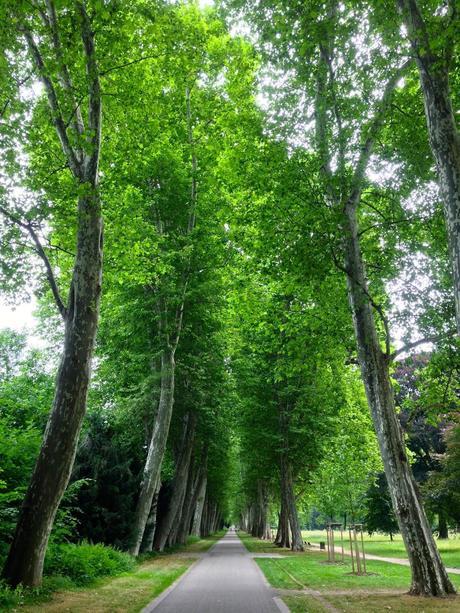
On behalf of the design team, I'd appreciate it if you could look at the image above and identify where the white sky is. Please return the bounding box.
[0,297,46,348]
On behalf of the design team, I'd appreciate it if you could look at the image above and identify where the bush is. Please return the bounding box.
[44,542,135,586]
[0,580,25,609]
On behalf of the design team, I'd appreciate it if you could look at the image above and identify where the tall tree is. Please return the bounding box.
[396,0,460,334]
[224,0,455,595]
[1,0,103,587]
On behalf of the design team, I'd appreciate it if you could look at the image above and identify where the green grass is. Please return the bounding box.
[302,530,460,568]
[20,555,193,612]
[282,594,328,613]
[257,551,424,591]
[238,532,288,554]
[238,534,460,595]
[239,529,460,611]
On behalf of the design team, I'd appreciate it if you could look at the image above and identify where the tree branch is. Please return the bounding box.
[22,27,81,178]
[391,331,456,360]
[99,53,165,77]
[0,205,67,319]
[44,0,85,140]
[330,246,391,356]
[358,215,426,237]
[345,58,412,213]
[76,0,101,182]
[26,223,68,319]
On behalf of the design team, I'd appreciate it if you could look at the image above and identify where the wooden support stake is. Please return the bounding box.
[340,527,344,563]
[349,528,355,574]
[331,526,335,562]
[360,526,367,574]
[353,526,362,574]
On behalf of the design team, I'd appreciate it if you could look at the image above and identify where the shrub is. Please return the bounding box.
[44,542,135,586]
[0,580,24,609]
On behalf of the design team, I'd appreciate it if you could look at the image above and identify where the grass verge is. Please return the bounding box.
[19,555,193,612]
[284,592,460,612]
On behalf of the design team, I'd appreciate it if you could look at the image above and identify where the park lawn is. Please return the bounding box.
[256,551,428,591]
[240,531,460,613]
[238,531,291,554]
[302,530,460,568]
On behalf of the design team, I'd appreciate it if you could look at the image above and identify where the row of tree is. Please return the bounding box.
[0,0,458,600]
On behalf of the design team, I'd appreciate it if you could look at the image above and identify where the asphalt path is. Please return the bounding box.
[144,528,286,612]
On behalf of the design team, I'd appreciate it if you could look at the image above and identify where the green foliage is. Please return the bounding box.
[0,333,54,560]
[365,473,399,538]
[306,370,382,522]
[43,542,135,586]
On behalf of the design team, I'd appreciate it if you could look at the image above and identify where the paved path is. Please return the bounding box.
[310,543,460,574]
[143,529,286,612]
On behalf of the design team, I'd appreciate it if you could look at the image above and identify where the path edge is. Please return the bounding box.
[141,557,202,613]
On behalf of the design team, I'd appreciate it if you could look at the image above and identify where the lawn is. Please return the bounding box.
[302,529,460,568]
[256,551,435,591]
[239,533,460,613]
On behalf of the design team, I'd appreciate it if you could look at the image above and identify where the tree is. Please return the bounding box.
[396,0,460,334]
[365,473,399,540]
[1,0,103,587]
[223,0,455,595]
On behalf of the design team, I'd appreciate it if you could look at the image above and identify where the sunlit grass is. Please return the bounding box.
[302,530,460,568]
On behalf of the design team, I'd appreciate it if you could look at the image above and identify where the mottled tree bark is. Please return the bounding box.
[191,472,207,537]
[343,200,455,595]
[154,413,196,551]
[2,1,102,588]
[140,479,161,553]
[177,451,207,544]
[398,0,460,334]
[130,347,176,555]
[312,23,454,593]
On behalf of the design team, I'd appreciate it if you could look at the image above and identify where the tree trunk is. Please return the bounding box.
[154,412,196,552]
[399,0,460,334]
[3,188,102,587]
[130,347,176,555]
[279,400,304,552]
[140,479,161,553]
[276,494,290,549]
[177,456,207,545]
[200,495,209,537]
[2,2,103,588]
[280,454,304,551]
[343,201,455,596]
[191,472,207,537]
[274,513,281,544]
[438,511,449,540]
[175,468,196,546]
